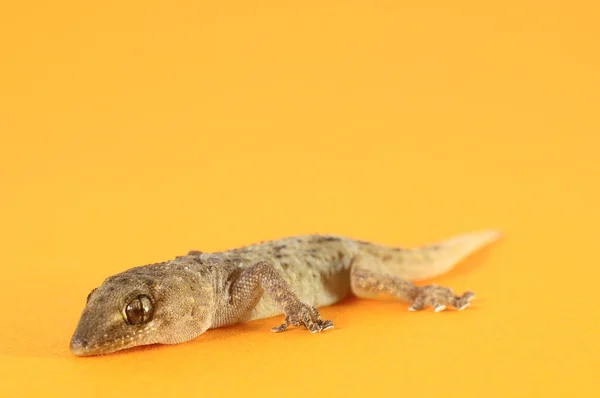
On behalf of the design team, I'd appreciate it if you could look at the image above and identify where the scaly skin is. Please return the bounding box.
[70,231,500,356]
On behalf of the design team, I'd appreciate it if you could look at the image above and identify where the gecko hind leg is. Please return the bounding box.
[350,263,475,312]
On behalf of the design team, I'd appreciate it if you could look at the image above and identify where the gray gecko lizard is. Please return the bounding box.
[70,230,500,356]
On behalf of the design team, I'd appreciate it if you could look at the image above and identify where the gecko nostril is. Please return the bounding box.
[70,337,89,352]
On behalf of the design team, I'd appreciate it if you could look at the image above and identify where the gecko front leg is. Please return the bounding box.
[229,261,334,333]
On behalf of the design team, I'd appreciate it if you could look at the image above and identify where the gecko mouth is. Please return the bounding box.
[70,333,118,356]
[70,320,159,356]
[70,334,140,356]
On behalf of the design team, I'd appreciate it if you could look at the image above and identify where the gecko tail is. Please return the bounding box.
[364,229,502,281]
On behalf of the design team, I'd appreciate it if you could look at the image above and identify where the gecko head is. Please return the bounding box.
[70,264,215,356]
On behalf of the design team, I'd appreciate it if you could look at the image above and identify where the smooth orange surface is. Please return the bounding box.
[1,1,599,397]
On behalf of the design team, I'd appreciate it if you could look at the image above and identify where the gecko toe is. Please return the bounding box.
[271,321,290,333]
[463,292,476,301]
[321,320,334,331]
[411,285,476,312]
[306,319,334,333]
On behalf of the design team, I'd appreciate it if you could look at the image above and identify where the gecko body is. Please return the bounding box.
[70,230,500,356]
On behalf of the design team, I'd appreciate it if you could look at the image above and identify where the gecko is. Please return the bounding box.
[70,230,500,356]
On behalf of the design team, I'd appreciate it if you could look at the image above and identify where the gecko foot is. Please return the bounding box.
[271,303,334,333]
[408,285,475,312]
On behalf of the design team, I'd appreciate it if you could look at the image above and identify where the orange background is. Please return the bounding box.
[1,1,598,397]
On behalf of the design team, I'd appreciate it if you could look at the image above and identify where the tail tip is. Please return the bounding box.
[470,229,503,245]
[485,229,503,241]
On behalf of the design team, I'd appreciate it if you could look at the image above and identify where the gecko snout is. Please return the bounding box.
[69,336,90,356]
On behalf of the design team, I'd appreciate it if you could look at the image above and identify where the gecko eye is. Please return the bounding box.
[125,295,154,325]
